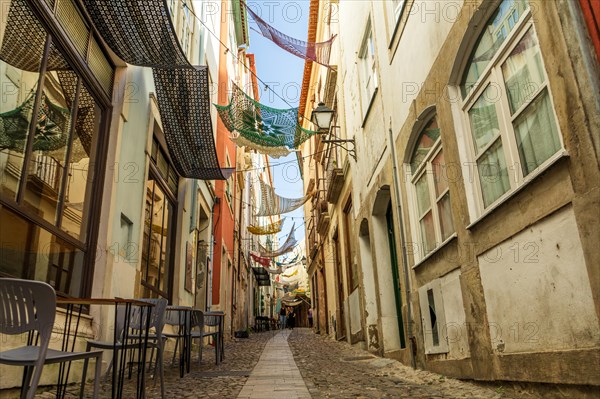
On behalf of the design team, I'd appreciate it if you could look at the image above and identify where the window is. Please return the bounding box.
[0,0,110,297]
[418,280,448,354]
[181,3,193,56]
[225,152,233,212]
[392,0,405,23]
[142,137,178,299]
[343,200,358,292]
[168,0,177,16]
[460,0,562,211]
[409,116,455,257]
[358,20,378,117]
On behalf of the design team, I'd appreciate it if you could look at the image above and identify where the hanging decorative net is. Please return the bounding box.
[215,83,319,150]
[78,0,230,180]
[255,180,313,217]
[244,3,336,67]
[257,224,297,258]
[247,219,283,235]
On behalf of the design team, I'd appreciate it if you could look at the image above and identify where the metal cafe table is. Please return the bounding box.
[56,298,154,399]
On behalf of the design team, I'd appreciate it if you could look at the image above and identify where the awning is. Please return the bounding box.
[251,267,271,287]
[79,0,231,179]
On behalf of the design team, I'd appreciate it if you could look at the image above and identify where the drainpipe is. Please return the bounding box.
[388,126,416,369]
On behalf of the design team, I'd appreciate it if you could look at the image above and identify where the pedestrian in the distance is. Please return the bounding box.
[287,307,296,330]
[279,305,287,330]
[308,308,313,328]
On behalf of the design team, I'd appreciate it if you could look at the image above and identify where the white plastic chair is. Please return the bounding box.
[0,278,103,399]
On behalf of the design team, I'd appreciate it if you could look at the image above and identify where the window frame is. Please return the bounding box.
[459,6,565,216]
[0,0,113,298]
[141,141,178,301]
[418,279,449,354]
[358,19,378,122]
[407,117,455,262]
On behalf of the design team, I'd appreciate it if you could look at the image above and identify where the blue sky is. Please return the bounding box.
[246,1,310,245]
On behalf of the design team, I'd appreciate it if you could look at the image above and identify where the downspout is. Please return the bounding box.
[388,126,416,369]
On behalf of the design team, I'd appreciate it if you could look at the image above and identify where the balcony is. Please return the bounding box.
[316,200,330,236]
[326,167,344,204]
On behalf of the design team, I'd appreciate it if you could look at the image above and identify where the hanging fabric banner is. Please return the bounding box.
[78,0,231,179]
[282,269,299,278]
[275,254,300,267]
[255,179,313,217]
[244,3,336,67]
[153,67,235,180]
[215,83,319,150]
[250,253,272,268]
[247,219,283,235]
[230,134,293,159]
[257,225,298,258]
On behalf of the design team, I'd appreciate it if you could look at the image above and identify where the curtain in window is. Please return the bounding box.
[477,140,510,207]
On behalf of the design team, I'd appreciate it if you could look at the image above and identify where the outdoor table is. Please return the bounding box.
[165,305,193,378]
[204,311,225,363]
[56,298,154,399]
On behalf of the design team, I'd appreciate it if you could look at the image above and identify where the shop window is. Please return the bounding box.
[0,0,110,296]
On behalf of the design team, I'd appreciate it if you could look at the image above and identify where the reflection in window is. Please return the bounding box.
[0,205,85,297]
[0,0,108,296]
[460,0,562,211]
[409,117,454,257]
[142,168,175,299]
[461,0,529,97]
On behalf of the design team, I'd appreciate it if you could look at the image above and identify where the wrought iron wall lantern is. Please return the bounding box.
[310,102,356,161]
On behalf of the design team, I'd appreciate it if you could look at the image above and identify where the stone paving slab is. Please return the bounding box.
[237,330,311,399]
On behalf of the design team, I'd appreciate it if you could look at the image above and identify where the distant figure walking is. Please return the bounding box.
[287,307,296,330]
[279,305,287,330]
[308,308,313,328]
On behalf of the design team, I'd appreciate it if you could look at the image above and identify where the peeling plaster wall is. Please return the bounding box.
[479,206,600,354]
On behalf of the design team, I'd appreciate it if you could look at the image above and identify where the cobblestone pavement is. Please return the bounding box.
[287,328,535,399]
[31,328,597,399]
[37,330,274,399]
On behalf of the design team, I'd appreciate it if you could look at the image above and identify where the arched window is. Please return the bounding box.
[409,115,455,257]
[460,0,562,210]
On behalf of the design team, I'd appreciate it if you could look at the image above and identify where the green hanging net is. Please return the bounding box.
[215,83,319,149]
[0,91,71,153]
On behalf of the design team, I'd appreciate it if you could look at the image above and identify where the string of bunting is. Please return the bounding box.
[244,2,336,68]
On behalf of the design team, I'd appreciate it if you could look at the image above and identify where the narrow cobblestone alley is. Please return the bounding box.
[33,329,598,399]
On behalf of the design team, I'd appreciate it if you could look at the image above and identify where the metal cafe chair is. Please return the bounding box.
[80,298,167,399]
[0,278,103,399]
[190,310,221,365]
